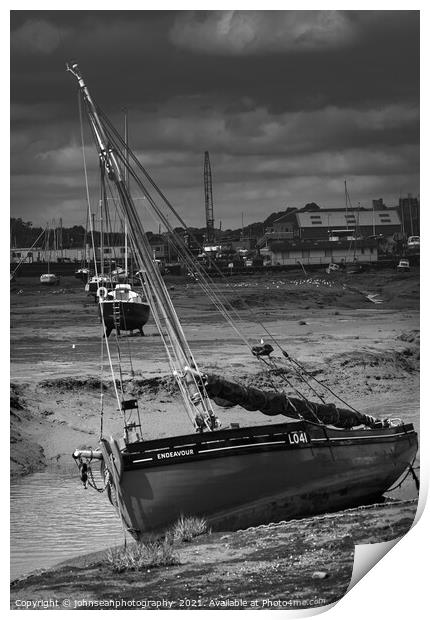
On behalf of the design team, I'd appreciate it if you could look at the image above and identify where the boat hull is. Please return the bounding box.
[75,269,90,281]
[99,301,150,335]
[104,421,418,537]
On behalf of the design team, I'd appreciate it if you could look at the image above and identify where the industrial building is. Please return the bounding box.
[265,206,401,242]
[256,203,402,268]
[260,238,378,268]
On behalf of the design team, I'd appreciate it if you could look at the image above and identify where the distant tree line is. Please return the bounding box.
[10,218,88,249]
[11,207,300,249]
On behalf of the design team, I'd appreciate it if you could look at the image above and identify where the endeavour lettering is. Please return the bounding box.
[157,449,194,460]
[287,431,309,445]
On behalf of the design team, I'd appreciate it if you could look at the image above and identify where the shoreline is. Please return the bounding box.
[10,499,418,609]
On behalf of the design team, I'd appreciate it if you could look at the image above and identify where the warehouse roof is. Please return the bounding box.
[296,209,400,228]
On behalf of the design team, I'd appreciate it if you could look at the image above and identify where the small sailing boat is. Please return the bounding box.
[87,109,150,335]
[40,273,59,285]
[40,223,59,285]
[68,63,418,538]
[75,267,90,281]
[85,274,112,294]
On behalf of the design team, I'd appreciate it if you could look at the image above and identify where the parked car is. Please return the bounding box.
[407,236,420,249]
[397,259,410,272]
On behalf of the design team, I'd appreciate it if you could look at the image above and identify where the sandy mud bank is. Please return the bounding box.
[10,500,417,609]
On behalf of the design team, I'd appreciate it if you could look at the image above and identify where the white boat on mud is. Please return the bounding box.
[68,63,418,538]
[85,274,112,294]
[40,273,59,285]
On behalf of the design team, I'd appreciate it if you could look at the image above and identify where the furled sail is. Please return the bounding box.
[200,373,387,429]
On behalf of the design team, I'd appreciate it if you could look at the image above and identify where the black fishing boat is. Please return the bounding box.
[98,283,150,336]
[91,418,417,534]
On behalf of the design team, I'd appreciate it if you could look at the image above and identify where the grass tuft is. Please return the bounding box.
[105,538,180,573]
[104,515,209,572]
[168,515,210,543]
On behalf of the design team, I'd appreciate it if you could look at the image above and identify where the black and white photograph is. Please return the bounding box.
[10,8,421,611]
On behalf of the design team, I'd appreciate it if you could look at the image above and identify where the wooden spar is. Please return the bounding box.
[73,448,103,460]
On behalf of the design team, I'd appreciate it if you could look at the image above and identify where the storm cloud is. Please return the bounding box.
[10,10,419,229]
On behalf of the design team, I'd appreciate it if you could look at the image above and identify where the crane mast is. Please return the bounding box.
[203,151,215,245]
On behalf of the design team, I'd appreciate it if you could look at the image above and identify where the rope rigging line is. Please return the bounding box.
[256,355,323,423]
[79,91,99,283]
[89,161,137,390]
[98,120,316,341]
[72,64,217,433]
[103,178,140,382]
[81,208,89,269]
[100,112,360,414]
[97,111,268,340]
[104,130,254,354]
[80,86,363,430]
[99,171,127,397]
[10,225,48,280]
[385,457,420,493]
[78,90,125,421]
[90,119,217,429]
[99,320,104,441]
[110,115,354,415]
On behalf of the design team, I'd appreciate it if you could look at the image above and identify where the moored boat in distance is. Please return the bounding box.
[74,267,90,281]
[40,273,59,285]
[85,274,113,294]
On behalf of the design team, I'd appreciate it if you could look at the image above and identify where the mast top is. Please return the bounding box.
[66,61,85,87]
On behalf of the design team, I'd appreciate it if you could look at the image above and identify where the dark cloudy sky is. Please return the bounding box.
[10,10,419,230]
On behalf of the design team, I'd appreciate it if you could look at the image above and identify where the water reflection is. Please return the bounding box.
[10,472,128,580]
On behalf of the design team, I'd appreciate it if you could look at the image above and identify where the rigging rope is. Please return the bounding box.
[78,90,124,422]
[100,110,363,416]
[78,82,366,433]
[10,226,48,280]
[99,321,104,441]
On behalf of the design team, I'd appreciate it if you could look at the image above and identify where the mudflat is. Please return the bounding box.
[10,268,420,606]
[10,268,419,478]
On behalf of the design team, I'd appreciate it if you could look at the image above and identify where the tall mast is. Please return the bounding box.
[99,193,104,276]
[124,109,128,278]
[59,217,63,260]
[46,224,50,272]
[68,62,218,431]
[344,179,348,230]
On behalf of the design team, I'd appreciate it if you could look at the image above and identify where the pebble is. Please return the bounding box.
[312,571,329,579]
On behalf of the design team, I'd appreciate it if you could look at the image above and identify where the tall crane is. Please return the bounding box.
[203,151,215,244]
